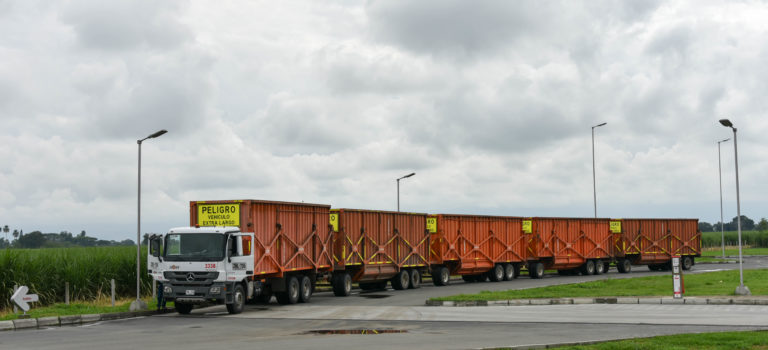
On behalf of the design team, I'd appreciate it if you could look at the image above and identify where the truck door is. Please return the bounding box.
[147,234,163,280]
[228,233,255,280]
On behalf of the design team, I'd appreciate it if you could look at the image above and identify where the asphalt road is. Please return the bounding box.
[2,258,766,350]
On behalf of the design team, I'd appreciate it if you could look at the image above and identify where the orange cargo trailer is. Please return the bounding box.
[612,218,700,273]
[525,217,616,278]
[189,200,333,303]
[429,214,526,285]
[329,209,430,296]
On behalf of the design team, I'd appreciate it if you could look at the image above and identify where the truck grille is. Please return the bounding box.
[163,271,220,285]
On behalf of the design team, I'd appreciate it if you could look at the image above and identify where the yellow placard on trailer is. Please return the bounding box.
[610,220,622,233]
[197,203,240,227]
[329,212,339,232]
[426,217,437,233]
[522,220,532,234]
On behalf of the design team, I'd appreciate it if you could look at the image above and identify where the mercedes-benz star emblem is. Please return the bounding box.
[186,273,195,282]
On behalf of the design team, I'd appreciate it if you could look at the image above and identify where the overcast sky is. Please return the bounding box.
[1,1,767,241]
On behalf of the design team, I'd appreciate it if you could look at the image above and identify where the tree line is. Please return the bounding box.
[0,225,134,249]
[698,215,768,232]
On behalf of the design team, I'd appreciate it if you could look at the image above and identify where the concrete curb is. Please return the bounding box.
[0,309,167,332]
[426,297,768,307]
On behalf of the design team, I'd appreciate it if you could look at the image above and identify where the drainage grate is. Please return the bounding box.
[307,329,407,335]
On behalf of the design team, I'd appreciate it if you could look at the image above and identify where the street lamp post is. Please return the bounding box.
[130,129,168,312]
[591,122,607,218]
[716,138,730,259]
[718,119,749,296]
[396,172,415,212]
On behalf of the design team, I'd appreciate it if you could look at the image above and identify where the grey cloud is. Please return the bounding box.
[59,0,191,51]
[367,1,543,57]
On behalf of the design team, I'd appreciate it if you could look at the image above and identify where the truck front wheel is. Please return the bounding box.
[226,284,245,314]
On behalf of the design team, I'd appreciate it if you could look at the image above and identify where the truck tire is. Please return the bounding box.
[175,302,193,315]
[488,264,504,282]
[581,260,595,275]
[299,275,313,303]
[513,263,521,279]
[682,256,694,271]
[461,275,475,283]
[503,264,515,281]
[530,262,545,279]
[392,270,410,290]
[276,276,300,305]
[595,260,605,275]
[617,259,631,273]
[332,273,352,297]
[409,269,421,289]
[433,266,450,286]
[603,261,611,274]
[226,284,245,314]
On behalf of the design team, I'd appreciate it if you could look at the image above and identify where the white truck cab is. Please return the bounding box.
[147,227,256,314]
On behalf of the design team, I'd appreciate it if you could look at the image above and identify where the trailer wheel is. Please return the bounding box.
[603,261,611,273]
[503,264,515,281]
[617,259,631,273]
[581,260,595,275]
[277,276,300,305]
[682,256,694,271]
[175,302,193,315]
[433,266,450,286]
[299,275,313,303]
[332,273,352,297]
[409,269,421,289]
[461,275,475,283]
[488,264,504,282]
[513,264,521,279]
[595,261,605,275]
[392,270,410,290]
[530,262,545,279]
[226,284,246,314]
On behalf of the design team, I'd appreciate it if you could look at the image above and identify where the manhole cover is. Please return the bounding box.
[360,294,390,299]
[306,329,407,335]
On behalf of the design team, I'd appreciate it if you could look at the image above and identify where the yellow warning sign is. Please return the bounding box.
[522,220,532,234]
[426,218,437,233]
[197,203,240,227]
[329,213,339,232]
[610,221,622,233]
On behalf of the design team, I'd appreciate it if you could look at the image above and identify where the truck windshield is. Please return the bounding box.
[163,233,226,261]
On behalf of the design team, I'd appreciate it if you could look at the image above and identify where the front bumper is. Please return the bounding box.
[165,283,227,304]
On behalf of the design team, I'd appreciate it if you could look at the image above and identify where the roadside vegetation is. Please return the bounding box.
[1,246,153,311]
[546,330,768,350]
[431,269,768,302]
[0,298,171,321]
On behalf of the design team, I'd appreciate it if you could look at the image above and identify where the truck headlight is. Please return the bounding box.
[210,286,221,294]
[164,286,173,294]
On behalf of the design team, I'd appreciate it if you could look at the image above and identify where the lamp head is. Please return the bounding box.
[149,129,168,138]
[719,119,733,128]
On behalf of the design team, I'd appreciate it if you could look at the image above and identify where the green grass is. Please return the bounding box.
[550,330,768,350]
[1,246,153,310]
[432,269,768,301]
[0,298,174,321]
[696,257,736,263]
[701,247,768,257]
